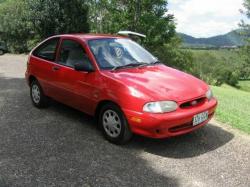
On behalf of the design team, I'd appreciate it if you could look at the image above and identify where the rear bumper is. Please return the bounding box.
[124,98,218,138]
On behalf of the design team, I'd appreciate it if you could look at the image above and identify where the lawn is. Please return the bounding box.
[212,85,250,134]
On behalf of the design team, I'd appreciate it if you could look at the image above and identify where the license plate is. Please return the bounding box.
[193,111,208,126]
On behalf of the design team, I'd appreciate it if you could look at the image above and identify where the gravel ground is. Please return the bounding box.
[0,54,250,187]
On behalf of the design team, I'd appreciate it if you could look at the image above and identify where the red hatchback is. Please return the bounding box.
[25,34,217,144]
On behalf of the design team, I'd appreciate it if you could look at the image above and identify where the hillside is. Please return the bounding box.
[179,30,245,48]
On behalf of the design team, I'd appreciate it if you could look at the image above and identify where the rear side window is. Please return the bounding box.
[33,38,59,61]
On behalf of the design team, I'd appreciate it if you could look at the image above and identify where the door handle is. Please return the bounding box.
[52,66,60,71]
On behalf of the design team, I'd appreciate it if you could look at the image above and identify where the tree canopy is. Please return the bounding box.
[27,0,89,39]
[88,0,175,48]
[0,0,176,50]
[0,0,89,52]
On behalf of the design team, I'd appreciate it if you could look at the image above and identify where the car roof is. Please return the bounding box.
[53,33,128,41]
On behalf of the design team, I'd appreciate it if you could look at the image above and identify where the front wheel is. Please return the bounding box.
[99,103,132,144]
[30,80,50,108]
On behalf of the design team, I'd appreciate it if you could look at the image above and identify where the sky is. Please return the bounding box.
[168,0,247,38]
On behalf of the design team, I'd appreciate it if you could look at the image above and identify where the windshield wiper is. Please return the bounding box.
[137,62,150,67]
[112,62,149,71]
[150,60,162,65]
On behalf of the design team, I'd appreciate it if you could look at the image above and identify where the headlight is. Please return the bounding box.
[206,89,213,101]
[143,101,178,113]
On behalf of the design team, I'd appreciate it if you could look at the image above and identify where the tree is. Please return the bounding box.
[154,36,194,73]
[27,0,90,39]
[0,0,90,53]
[0,0,31,52]
[240,0,250,79]
[190,50,241,86]
[88,0,175,48]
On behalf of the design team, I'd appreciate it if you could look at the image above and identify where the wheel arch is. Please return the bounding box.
[28,75,37,86]
[94,100,121,119]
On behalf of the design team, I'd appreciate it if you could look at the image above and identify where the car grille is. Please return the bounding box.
[180,97,206,109]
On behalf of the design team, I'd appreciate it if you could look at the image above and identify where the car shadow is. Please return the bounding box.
[124,123,234,158]
[0,76,180,186]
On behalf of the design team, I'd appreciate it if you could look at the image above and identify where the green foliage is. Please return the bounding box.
[0,0,31,52]
[191,49,242,86]
[0,0,177,54]
[88,0,176,48]
[239,44,250,79]
[153,37,194,73]
[27,0,89,39]
[0,0,89,53]
[239,0,250,79]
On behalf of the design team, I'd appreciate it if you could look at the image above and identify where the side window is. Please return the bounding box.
[33,38,59,61]
[58,39,93,69]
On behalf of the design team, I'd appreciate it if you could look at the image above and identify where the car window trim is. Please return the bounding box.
[32,37,60,62]
[56,38,95,71]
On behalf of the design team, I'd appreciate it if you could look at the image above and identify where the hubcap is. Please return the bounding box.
[32,84,40,104]
[102,110,122,138]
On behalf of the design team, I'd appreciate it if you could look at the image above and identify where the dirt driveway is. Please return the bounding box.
[0,54,249,187]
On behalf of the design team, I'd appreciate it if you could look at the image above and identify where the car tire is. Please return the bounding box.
[99,103,133,144]
[30,79,50,108]
[0,50,4,55]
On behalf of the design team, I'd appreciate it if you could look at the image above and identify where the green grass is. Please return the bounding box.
[212,85,250,134]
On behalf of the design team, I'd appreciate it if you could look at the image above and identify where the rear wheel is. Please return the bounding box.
[99,103,132,144]
[30,80,49,108]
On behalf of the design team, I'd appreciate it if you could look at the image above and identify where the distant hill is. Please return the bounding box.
[179,30,245,48]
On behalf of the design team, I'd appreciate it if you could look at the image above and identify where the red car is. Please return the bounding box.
[25,34,217,144]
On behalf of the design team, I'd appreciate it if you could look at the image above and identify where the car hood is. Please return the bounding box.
[102,64,208,102]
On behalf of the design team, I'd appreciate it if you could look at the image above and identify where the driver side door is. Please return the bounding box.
[51,38,97,114]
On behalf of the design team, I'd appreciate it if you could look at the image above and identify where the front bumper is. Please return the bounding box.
[124,98,218,138]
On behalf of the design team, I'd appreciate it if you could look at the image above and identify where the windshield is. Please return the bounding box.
[88,38,157,70]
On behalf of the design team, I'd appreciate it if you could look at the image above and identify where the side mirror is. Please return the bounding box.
[74,62,94,72]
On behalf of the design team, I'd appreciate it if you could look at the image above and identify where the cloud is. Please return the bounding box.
[168,0,247,37]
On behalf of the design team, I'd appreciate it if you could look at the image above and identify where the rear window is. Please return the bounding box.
[33,38,59,61]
